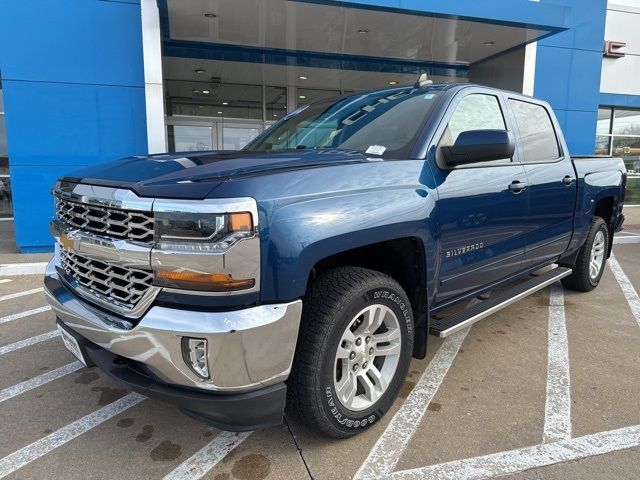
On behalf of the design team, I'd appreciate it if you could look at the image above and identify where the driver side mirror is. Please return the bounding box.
[440,129,515,166]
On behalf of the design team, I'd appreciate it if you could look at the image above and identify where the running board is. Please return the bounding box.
[429,267,572,338]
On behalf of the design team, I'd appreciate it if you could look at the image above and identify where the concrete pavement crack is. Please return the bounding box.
[284,416,315,480]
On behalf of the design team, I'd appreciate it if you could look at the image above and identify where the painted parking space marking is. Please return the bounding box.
[162,430,252,480]
[0,287,43,302]
[0,306,51,325]
[613,236,640,244]
[0,330,59,356]
[0,361,83,403]
[354,328,469,479]
[389,424,640,480]
[0,392,145,479]
[543,283,571,443]
[0,262,48,276]
[608,254,640,327]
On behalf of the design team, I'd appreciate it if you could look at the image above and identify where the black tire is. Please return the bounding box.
[561,216,609,292]
[286,267,414,438]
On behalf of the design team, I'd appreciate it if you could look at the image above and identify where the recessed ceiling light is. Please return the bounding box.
[204,12,217,18]
[202,90,210,94]
[299,95,306,99]
[357,29,369,34]
[299,75,308,80]
[484,41,495,46]
[194,68,205,74]
[222,101,229,105]
[388,81,398,85]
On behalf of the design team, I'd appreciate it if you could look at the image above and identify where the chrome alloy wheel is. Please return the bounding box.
[590,230,606,281]
[333,304,402,411]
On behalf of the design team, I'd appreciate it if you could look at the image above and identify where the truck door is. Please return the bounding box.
[507,98,576,268]
[432,91,528,304]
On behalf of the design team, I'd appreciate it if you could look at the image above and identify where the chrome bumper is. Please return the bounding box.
[44,259,302,392]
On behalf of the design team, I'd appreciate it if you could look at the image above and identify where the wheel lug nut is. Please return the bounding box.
[365,336,371,344]
[369,347,374,355]
[352,364,359,372]
[349,351,356,360]
[362,361,368,369]
[355,338,362,346]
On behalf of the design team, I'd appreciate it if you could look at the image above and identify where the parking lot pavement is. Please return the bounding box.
[0,241,639,480]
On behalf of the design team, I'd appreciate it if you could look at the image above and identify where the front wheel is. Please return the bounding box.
[562,216,609,292]
[287,267,414,438]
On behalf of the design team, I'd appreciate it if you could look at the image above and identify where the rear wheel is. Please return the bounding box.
[562,216,609,292]
[287,267,414,438]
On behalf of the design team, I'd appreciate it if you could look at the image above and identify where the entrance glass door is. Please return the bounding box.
[167,124,217,152]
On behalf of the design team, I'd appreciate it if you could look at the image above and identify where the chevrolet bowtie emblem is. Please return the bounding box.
[60,232,78,251]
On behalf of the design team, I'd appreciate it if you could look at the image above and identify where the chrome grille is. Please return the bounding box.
[55,197,154,243]
[60,247,153,310]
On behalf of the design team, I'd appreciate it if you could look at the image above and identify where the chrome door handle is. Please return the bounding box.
[562,175,576,186]
[508,180,527,193]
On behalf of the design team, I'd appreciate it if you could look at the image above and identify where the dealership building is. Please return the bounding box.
[0,0,638,252]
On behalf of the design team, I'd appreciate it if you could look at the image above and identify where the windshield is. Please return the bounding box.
[244,88,441,158]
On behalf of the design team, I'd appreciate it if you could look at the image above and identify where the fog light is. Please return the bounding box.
[182,338,209,379]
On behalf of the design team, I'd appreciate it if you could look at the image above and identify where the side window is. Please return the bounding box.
[509,100,560,162]
[438,94,509,166]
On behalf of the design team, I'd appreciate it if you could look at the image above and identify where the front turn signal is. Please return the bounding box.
[155,270,255,291]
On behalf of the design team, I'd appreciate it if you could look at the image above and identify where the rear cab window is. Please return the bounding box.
[508,99,561,163]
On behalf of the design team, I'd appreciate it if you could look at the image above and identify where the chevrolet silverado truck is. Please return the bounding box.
[44,81,626,438]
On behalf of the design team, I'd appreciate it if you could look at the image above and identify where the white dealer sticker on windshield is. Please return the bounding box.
[366,145,387,155]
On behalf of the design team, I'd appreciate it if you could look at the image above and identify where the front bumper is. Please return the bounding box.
[43,259,302,393]
[58,320,286,431]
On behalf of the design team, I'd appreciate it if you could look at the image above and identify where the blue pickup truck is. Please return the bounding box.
[44,81,626,438]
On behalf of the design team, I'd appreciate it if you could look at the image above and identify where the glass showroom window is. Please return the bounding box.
[165,81,290,152]
[0,76,12,219]
[596,106,640,204]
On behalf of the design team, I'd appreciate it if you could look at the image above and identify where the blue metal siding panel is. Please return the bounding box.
[533,0,607,156]
[534,46,603,112]
[2,81,147,167]
[552,109,599,155]
[600,93,640,108]
[9,165,72,251]
[0,0,144,87]
[0,0,147,251]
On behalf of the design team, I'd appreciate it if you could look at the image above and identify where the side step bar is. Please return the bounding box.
[429,267,572,338]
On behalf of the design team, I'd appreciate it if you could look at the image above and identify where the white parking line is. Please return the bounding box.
[0,262,49,276]
[163,431,252,480]
[543,283,571,443]
[0,330,59,356]
[0,362,84,403]
[0,392,145,479]
[0,287,44,302]
[608,255,640,328]
[0,306,51,325]
[354,328,469,479]
[389,424,640,480]
[613,236,640,245]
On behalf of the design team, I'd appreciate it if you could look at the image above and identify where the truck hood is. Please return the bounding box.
[62,149,371,199]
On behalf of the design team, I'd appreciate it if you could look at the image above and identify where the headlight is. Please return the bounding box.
[154,211,253,251]
[152,210,257,292]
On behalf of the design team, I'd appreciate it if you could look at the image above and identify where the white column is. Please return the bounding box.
[141,0,167,153]
[522,42,538,96]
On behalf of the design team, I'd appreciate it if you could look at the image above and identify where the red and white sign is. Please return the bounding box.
[604,40,626,58]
